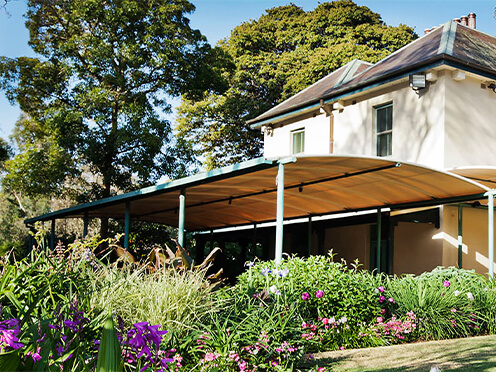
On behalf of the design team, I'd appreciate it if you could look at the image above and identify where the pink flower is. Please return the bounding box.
[316,290,324,298]
[388,297,395,303]
[380,308,386,314]
[378,286,385,293]
[301,292,310,301]
[379,296,385,303]
[322,318,329,325]
[339,346,345,350]
[377,316,383,323]
[443,280,450,287]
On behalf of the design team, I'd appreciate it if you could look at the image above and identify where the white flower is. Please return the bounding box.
[454,290,461,296]
[467,292,474,301]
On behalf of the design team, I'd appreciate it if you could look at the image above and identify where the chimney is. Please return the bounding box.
[453,18,460,24]
[460,15,468,26]
[468,13,476,29]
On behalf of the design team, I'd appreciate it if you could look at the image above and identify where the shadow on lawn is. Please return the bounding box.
[301,338,496,372]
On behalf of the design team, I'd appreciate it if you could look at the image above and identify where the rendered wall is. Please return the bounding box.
[332,75,446,168]
[263,114,330,158]
[444,73,496,168]
[323,224,370,268]
[393,221,443,275]
[442,205,496,275]
[263,70,447,169]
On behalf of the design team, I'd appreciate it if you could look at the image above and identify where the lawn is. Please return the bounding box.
[307,335,496,371]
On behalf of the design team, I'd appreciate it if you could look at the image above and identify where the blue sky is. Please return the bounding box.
[1,0,495,139]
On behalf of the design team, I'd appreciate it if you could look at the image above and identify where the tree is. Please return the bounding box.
[177,0,417,169]
[0,0,225,236]
[0,0,224,199]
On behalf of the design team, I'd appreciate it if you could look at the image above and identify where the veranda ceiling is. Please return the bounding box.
[26,156,492,231]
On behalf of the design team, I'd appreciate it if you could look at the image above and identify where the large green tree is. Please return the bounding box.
[177,0,417,169]
[0,0,224,203]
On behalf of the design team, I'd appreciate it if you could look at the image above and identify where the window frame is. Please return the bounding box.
[375,103,393,157]
[291,128,305,155]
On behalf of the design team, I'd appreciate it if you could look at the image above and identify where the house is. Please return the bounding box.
[26,14,496,279]
[246,14,496,275]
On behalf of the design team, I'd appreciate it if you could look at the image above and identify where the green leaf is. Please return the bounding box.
[0,350,22,372]
[96,317,123,372]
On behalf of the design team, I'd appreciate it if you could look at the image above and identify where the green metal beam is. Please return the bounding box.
[124,202,130,249]
[487,190,495,278]
[275,162,285,265]
[83,212,89,238]
[50,219,55,250]
[458,205,463,269]
[307,215,312,256]
[376,209,382,273]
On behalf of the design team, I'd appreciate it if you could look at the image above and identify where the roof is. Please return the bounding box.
[249,21,496,128]
[26,155,491,231]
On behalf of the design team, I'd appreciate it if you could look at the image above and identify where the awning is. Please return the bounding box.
[26,155,491,231]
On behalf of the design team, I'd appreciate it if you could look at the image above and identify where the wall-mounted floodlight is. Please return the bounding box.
[409,74,426,90]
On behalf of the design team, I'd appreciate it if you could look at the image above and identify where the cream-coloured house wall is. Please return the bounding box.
[393,221,443,275]
[323,224,370,268]
[332,76,446,168]
[442,206,496,275]
[444,73,496,168]
[263,114,330,158]
[263,70,447,169]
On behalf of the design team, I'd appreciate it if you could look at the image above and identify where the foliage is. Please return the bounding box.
[0,0,225,206]
[177,0,417,168]
[385,267,487,340]
[89,263,217,337]
[238,255,382,326]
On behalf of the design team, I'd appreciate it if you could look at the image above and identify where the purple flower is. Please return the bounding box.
[301,292,310,301]
[379,296,385,303]
[26,347,42,363]
[261,268,272,276]
[378,286,385,293]
[443,280,450,288]
[316,290,324,299]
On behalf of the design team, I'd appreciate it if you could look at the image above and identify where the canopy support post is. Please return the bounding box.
[458,205,463,269]
[376,209,382,273]
[50,219,55,250]
[307,215,312,256]
[487,190,495,278]
[178,189,186,247]
[275,162,285,265]
[124,202,130,249]
[83,212,89,238]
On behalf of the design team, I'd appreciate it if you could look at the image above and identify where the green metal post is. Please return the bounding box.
[376,209,382,273]
[83,212,89,238]
[178,189,186,247]
[307,215,312,256]
[50,219,55,250]
[124,202,130,249]
[488,191,495,278]
[458,205,463,269]
[275,162,285,265]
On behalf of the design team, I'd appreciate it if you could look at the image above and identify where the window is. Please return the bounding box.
[375,103,393,157]
[291,129,305,155]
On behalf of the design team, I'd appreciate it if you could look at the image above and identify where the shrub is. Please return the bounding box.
[90,264,217,337]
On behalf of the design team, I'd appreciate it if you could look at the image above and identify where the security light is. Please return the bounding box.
[409,74,426,90]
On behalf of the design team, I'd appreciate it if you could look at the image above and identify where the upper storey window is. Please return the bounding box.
[291,128,305,155]
[376,103,392,157]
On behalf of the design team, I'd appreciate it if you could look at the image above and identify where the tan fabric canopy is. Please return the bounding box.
[26,156,492,231]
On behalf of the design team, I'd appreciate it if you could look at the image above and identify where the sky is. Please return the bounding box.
[1,0,495,139]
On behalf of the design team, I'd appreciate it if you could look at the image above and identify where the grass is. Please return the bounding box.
[305,335,496,371]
